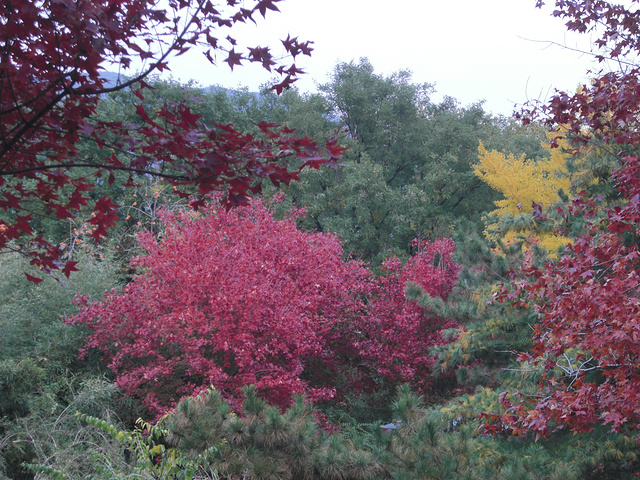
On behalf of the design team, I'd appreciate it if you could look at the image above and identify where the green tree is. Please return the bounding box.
[281,59,502,265]
[163,387,382,480]
[321,58,431,188]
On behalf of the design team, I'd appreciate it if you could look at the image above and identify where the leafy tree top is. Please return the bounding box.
[474,136,572,219]
[69,196,371,415]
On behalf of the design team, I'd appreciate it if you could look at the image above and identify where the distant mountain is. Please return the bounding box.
[98,72,239,95]
[98,71,130,89]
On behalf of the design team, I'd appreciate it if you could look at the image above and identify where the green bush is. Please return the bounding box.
[0,253,127,479]
[163,386,383,480]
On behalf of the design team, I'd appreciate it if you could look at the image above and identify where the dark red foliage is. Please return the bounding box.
[0,0,336,281]
[500,0,640,437]
[353,239,460,395]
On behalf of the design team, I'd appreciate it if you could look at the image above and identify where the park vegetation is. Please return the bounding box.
[2,0,640,479]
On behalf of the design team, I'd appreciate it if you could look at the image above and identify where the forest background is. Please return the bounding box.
[3,0,640,479]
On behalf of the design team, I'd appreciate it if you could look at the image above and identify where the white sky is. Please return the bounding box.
[163,0,605,116]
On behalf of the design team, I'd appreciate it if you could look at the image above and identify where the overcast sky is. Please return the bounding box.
[162,0,604,116]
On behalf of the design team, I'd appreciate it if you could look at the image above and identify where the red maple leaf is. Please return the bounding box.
[24,273,43,284]
[224,48,243,70]
[255,0,281,17]
[271,75,297,95]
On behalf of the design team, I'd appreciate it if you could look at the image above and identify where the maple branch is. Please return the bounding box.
[0,73,67,117]
[0,162,191,181]
[554,353,600,388]
[74,2,210,97]
[0,90,68,168]
[0,0,209,172]
[0,0,326,281]
[518,36,639,69]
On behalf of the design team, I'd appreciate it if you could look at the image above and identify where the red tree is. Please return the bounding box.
[69,197,462,416]
[0,0,343,280]
[69,197,370,415]
[354,239,460,396]
[500,0,640,436]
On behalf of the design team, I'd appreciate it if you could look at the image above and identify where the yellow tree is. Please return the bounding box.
[473,134,574,253]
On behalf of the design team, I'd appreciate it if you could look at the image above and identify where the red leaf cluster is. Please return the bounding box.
[69,199,460,416]
[69,198,369,414]
[352,239,460,395]
[0,0,327,280]
[502,0,640,437]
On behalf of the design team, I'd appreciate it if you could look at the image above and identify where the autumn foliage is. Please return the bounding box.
[474,137,573,253]
[69,198,459,416]
[0,0,342,281]
[354,239,460,396]
[494,163,640,436]
[70,198,363,413]
[491,0,640,437]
